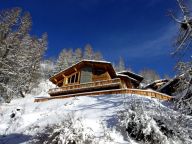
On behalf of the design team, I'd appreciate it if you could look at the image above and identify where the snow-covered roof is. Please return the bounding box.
[151,79,168,83]
[79,59,111,64]
[158,78,180,91]
[117,70,143,78]
[117,70,143,82]
[116,73,138,82]
[144,79,168,89]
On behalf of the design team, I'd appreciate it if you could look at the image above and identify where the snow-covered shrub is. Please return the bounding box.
[117,99,192,144]
[173,69,192,115]
[29,80,56,97]
[98,122,114,143]
[31,114,96,144]
[174,89,192,115]
[118,108,170,143]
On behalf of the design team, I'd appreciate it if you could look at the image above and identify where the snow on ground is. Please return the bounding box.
[0,80,178,144]
[0,94,130,143]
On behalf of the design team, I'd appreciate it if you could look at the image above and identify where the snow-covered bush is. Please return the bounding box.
[117,99,192,144]
[31,114,96,144]
[173,68,192,115]
[29,80,56,97]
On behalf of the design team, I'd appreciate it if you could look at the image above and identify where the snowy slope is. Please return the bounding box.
[0,80,190,144]
[0,95,129,143]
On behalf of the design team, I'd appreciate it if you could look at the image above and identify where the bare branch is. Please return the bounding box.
[168,10,183,23]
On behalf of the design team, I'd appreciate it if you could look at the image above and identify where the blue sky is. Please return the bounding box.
[0,0,181,77]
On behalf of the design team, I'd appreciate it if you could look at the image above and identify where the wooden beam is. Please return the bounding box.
[78,72,81,83]
[54,78,57,83]
[56,79,64,86]
[74,67,77,72]
[63,77,66,86]
[104,66,107,70]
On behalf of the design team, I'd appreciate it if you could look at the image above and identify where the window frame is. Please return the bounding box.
[67,72,79,85]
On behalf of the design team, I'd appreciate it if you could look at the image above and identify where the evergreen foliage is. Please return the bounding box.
[54,44,104,74]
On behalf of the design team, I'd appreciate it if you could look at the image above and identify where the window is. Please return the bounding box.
[71,75,75,83]
[68,73,79,84]
[93,69,105,75]
[80,67,92,83]
[75,73,79,82]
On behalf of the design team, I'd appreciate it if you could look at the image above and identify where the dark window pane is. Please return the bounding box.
[94,68,105,75]
[71,75,75,83]
[75,73,79,82]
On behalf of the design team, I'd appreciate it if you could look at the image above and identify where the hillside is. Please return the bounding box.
[0,81,192,144]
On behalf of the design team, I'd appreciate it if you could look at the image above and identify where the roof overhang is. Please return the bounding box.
[116,74,138,83]
[117,70,144,82]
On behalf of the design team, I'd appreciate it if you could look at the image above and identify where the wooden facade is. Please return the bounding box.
[48,60,141,96]
[50,60,116,86]
[34,60,172,102]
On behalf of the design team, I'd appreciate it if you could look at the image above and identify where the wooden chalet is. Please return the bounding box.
[34,60,172,102]
[48,60,140,96]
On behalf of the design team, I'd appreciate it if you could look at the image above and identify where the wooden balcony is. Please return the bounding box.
[48,78,122,96]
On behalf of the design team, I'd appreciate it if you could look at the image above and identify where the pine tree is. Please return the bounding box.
[93,51,103,60]
[83,43,93,60]
[55,46,104,75]
[55,49,69,73]
[139,68,160,84]
[115,57,125,72]
[74,48,83,62]
[67,48,74,65]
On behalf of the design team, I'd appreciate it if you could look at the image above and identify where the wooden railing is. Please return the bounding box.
[35,88,172,102]
[33,78,174,102]
[125,89,172,100]
[48,78,121,94]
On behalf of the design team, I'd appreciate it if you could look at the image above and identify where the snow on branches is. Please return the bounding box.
[0,8,47,102]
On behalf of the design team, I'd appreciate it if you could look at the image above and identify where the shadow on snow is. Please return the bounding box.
[0,133,32,144]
